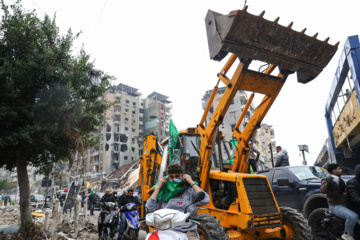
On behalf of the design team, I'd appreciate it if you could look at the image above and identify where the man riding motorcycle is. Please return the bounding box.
[321,164,358,240]
[99,189,117,239]
[146,163,210,240]
[118,188,140,240]
[346,165,360,215]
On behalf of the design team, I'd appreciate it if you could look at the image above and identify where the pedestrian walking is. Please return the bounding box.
[88,190,96,215]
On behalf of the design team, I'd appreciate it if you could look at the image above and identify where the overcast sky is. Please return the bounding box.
[4,0,359,166]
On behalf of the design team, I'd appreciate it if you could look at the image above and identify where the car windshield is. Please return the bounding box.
[288,166,328,181]
[97,193,105,198]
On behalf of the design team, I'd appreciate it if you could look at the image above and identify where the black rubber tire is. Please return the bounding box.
[308,208,328,240]
[197,214,228,240]
[280,207,312,240]
[123,228,138,240]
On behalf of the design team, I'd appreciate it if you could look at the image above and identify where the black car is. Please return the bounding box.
[256,166,353,218]
[87,192,105,210]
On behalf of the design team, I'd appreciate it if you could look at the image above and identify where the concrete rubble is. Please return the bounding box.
[91,161,140,192]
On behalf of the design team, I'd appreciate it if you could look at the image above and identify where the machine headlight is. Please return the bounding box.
[154,213,175,230]
[125,205,133,210]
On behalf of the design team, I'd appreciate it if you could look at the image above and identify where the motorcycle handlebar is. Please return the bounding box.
[186,217,202,222]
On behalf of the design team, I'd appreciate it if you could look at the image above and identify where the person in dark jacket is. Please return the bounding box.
[275,146,289,167]
[81,192,87,208]
[88,190,96,215]
[59,188,68,207]
[100,189,116,205]
[346,164,360,214]
[117,189,127,207]
[321,164,357,240]
[118,189,140,239]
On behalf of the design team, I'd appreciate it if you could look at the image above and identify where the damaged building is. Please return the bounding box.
[76,84,173,176]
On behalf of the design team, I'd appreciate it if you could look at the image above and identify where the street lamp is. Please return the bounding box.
[90,69,101,86]
[298,145,309,166]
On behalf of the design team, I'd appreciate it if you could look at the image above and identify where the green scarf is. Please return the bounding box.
[155,177,198,202]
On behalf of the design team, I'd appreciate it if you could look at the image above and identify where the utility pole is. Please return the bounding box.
[269,143,275,168]
[298,145,309,166]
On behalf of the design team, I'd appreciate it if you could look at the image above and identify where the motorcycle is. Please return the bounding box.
[98,202,120,240]
[308,208,360,240]
[121,202,142,240]
[144,191,205,240]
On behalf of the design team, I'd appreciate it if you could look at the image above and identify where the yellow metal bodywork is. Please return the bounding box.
[138,134,162,220]
[197,171,292,239]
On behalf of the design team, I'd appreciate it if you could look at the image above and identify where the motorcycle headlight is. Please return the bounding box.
[154,213,175,230]
[125,205,133,210]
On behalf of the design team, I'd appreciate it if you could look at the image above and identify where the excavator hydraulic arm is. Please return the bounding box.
[138,134,162,219]
[198,6,338,189]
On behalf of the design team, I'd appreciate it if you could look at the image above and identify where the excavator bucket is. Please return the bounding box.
[205,7,338,83]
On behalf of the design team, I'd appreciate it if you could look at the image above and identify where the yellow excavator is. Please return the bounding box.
[139,6,338,239]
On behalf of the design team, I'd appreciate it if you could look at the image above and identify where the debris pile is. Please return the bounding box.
[90,161,140,192]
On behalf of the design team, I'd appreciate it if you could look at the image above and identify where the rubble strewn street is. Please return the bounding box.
[89,161,140,193]
[0,205,147,239]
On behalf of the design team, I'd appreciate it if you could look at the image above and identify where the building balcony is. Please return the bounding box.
[113,120,121,125]
[112,149,119,154]
[114,111,121,116]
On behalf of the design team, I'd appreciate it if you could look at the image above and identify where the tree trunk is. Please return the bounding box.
[16,155,32,238]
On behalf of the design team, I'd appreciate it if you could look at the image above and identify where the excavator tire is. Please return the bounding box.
[280,207,312,240]
[197,214,228,240]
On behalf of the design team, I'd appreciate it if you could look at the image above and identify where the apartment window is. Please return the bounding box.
[125,118,129,123]
[132,120,136,125]
[124,156,128,160]
[132,128,136,132]
[133,102,136,106]
[231,124,235,130]
[125,127,128,131]
[132,139,135,144]
[139,109,144,113]
[132,110,136,116]
[161,105,164,110]
[132,147,135,152]
[141,103,143,106]
[271,131,274,136]
[126,100,129,104]
[125,109,129,113]
[139,117,143,122]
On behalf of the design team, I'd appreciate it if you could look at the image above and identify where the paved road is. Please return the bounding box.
[90,209,147,240]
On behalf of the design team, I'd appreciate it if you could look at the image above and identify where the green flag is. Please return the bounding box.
[228,139,238,164]
[168,119,179,164]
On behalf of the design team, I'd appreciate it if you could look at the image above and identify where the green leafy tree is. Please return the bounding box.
[0,1,112,236]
